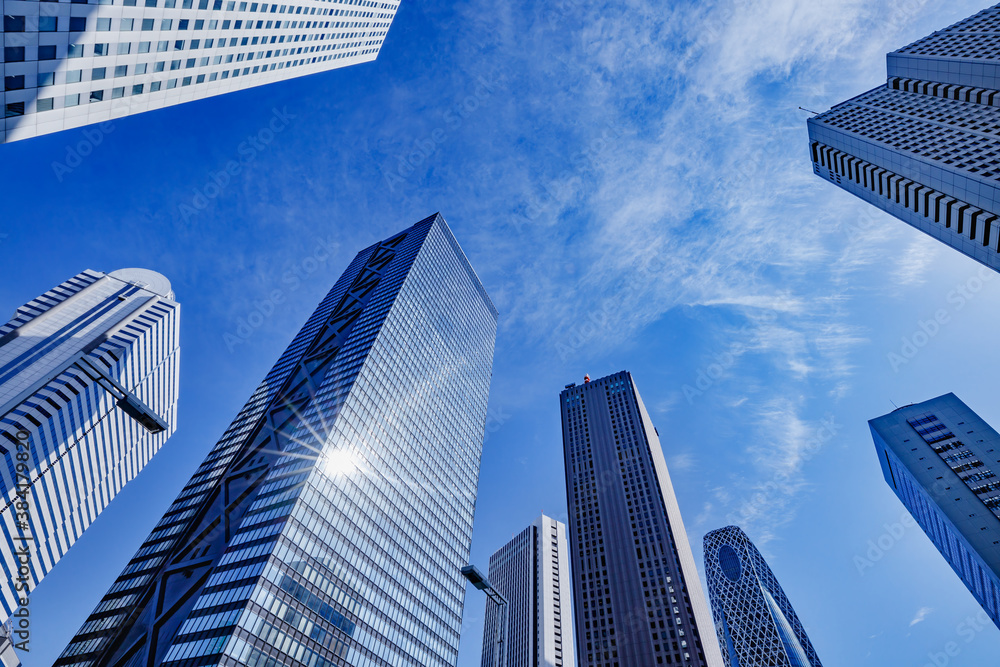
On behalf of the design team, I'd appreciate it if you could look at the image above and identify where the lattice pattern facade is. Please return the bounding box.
[561,372,723,667]
[54,214,498,667]
[704,526,822,667]
[1,0,400,142]
[870,393,1000,631]
[807,3,1000,272]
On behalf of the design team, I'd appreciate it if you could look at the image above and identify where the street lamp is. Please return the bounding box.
[462,564,507,667]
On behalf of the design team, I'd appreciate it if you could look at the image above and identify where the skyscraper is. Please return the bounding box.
[479,514,574,667]
[870,393,1000,630]
[703,525,823,667]
[0,268,180,660]
[807,4,1000,273]
[560,371,724,667]
[1,0,400,143]
[55,213,498,667]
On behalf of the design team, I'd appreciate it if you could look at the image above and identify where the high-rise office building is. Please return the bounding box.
[1,0,400,143]
[560,371,724,667]
[479,515,574,667]
[870,393,1000,630]
[55,214,497,667]
[0,268,180,661]
[703,525,823,667]
[807,4,1000,273]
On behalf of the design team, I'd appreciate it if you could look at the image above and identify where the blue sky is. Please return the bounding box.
[3,0,1000,665]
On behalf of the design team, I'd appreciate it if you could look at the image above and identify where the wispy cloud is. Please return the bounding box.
[910,606,933,627]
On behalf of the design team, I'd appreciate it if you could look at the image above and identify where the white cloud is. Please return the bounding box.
[910,607,933,627]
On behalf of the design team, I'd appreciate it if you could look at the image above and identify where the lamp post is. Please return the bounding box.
[461,564,507,667]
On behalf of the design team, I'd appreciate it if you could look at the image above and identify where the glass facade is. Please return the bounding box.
[703,526,822,667]
[870,393,1000,631]
[55,213,498,667]
[807,4,1000,273]
[560,371,723,667]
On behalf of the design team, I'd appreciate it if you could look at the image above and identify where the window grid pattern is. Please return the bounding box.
[561,372,716,667]
[1,0,401,142]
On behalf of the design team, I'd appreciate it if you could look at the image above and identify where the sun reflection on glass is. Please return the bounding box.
[323,449,357,478]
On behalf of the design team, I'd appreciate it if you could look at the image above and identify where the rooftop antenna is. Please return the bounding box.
[890,399,899,409]
[799,106,820,115]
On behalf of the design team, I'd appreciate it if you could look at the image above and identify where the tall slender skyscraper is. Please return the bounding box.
[479,515,574,667]
[55,214,497,667]
[0,268,180,661]
[560,371,724,667]
[808,4,1000,273]
[870,393,1000,630]
[703,526,823,667]
[1,0,400,142]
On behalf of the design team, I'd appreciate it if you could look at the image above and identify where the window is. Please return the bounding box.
[3,47,25,62]
[135,63,147,74]
[97,17,111,31]
[66,70,82,83]
[114,65,128,77]
[139,41,151,53]
[38,72,54,86]
[65,93,80,107]
[121,18,135,30]
[5,75,25,91]
[161,19,173,30]
[170,60,180,70]
[175,40,185,50]
[37,98,54,112]
[178,19,189,29]
[90,90,104,102]
[117,42,130,54]
[94,43,109,56]
[194,19,204,29]
[38,45,57,60]
[38,16,57,31]
[92,67,107,80]
[4,102,24,118]
[157,41,169,52]
[182,76,192,86]
[112,86,124,98]
[150,81,162,91]
[68,44,83,58]
[3,15,25,32]
[186,58,195,68]
[154,61,165,72]
[132,84,144,94]
[145,0,157,5]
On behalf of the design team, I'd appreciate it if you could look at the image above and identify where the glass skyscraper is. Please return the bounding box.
[54,213,497,667]
[560,371,724,667]
[870,393,1000,630]
[1,0,400,142]
[0,268,180,664]
[807,4,1000,272]
[703,525,822,667]
[479,514,574,667]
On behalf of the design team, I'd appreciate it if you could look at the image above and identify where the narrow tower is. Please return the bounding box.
[870,393,1000,630]
[479,514,575,667]
[704,526,823,667]
[560,371,723,667]
[55,214,498,667]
